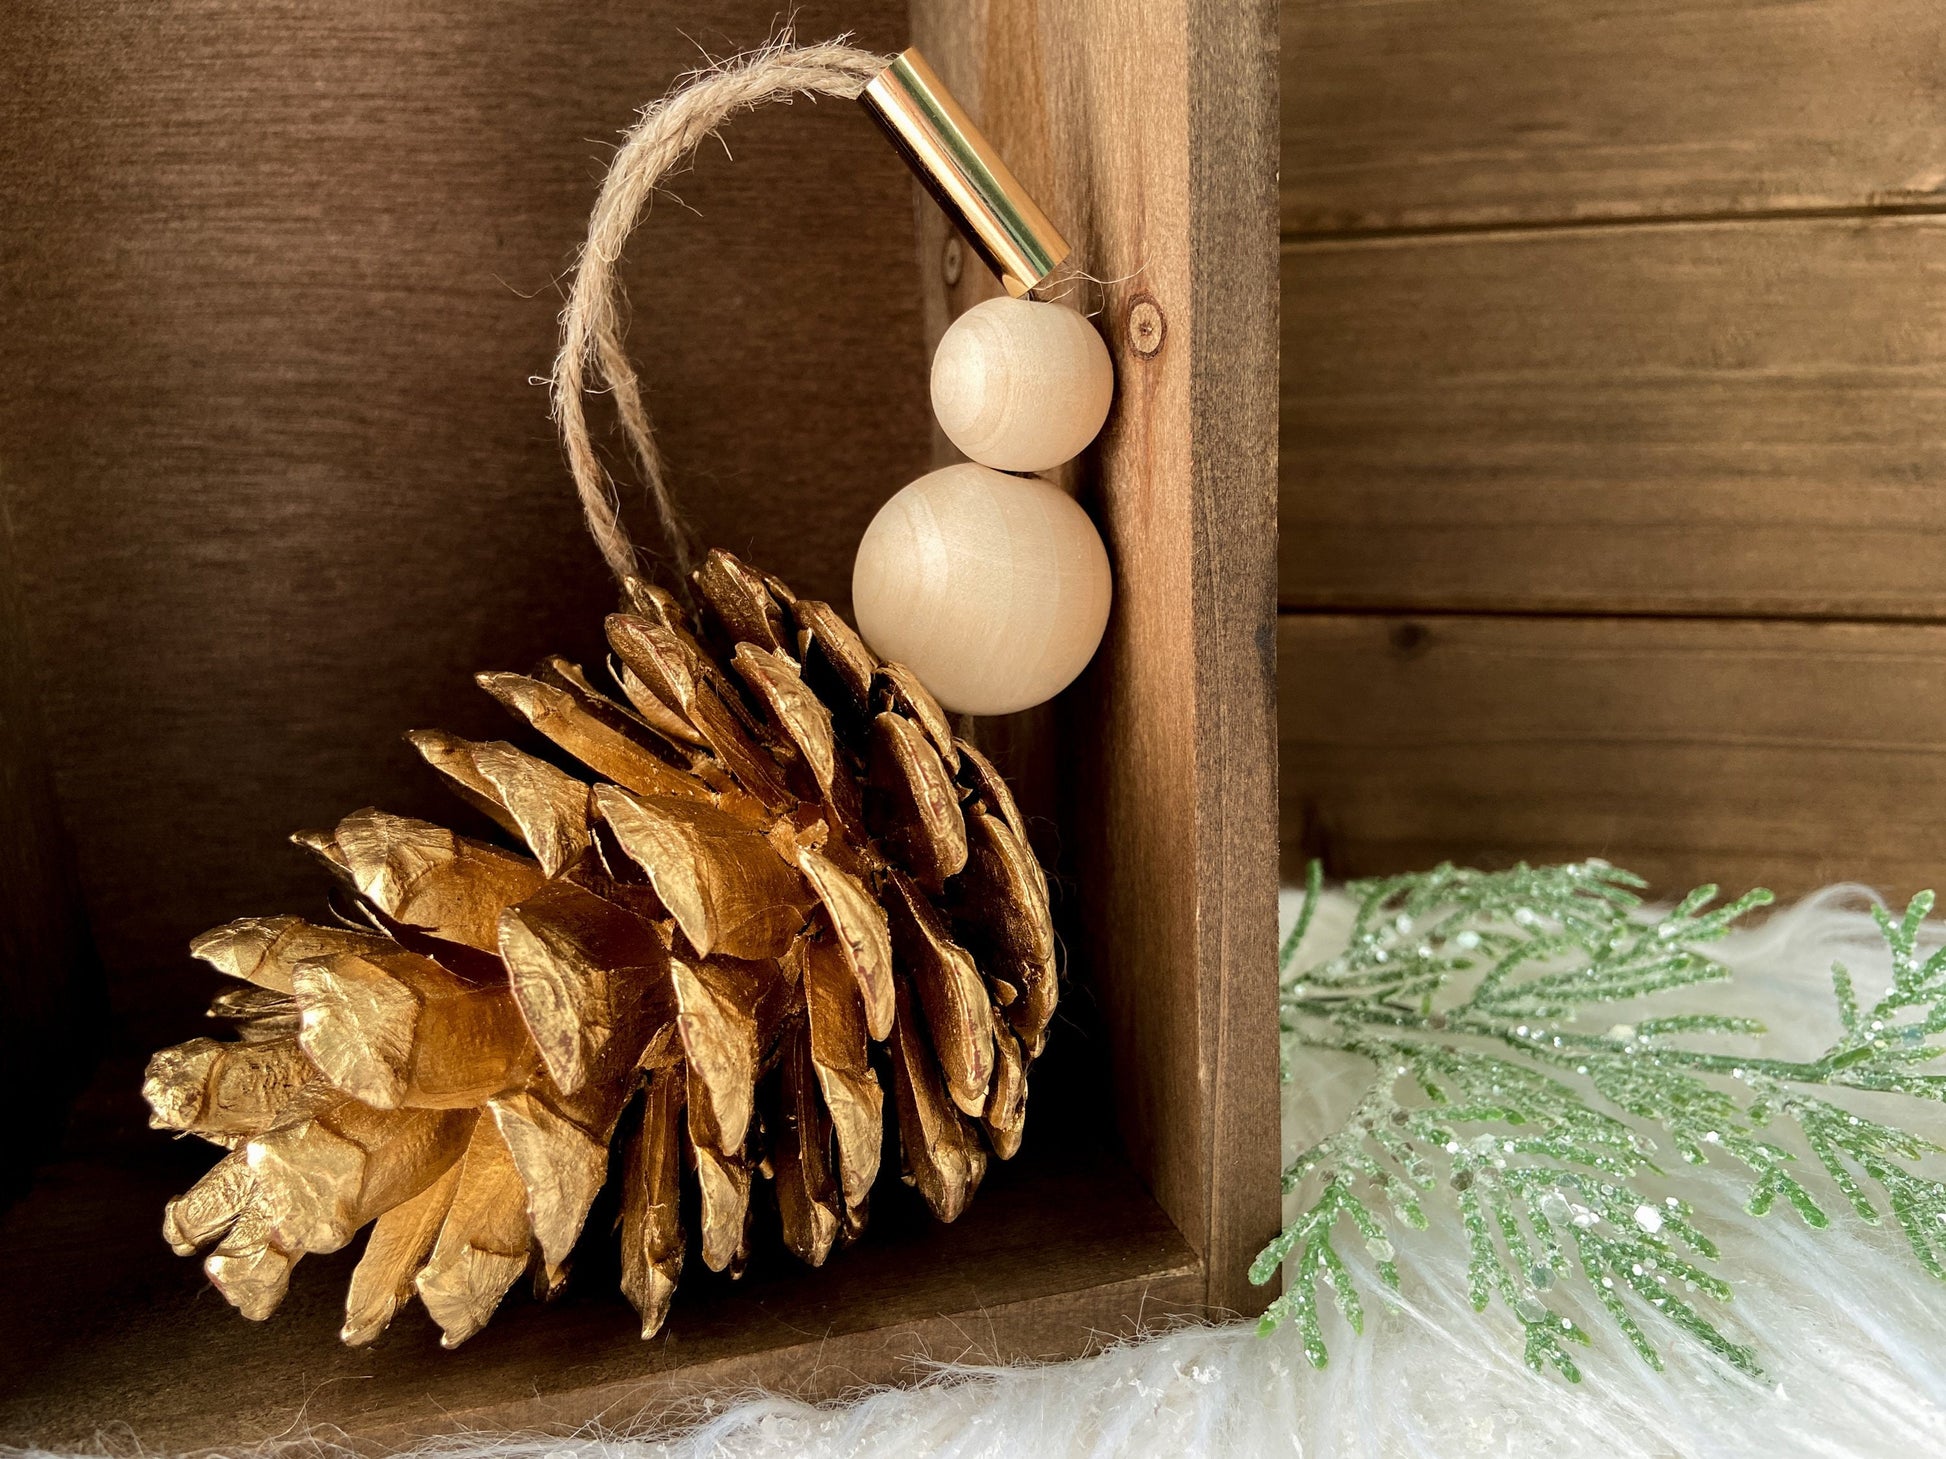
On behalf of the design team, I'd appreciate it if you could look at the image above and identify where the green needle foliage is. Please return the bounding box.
[1253,861,1946,1381]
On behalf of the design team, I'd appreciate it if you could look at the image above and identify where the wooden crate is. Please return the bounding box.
[0,0,1280,1447]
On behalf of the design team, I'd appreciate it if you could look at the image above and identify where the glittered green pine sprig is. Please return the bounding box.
[1254,860,1946,1381]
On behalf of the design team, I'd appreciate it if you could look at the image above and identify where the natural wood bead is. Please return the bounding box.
[929,297,1115,473]
[852,464,1113,717]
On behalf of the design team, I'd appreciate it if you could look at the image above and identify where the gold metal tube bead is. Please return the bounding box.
[860,47,1071,298]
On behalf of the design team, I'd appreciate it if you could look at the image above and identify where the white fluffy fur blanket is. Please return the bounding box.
[28,886,1946,1458]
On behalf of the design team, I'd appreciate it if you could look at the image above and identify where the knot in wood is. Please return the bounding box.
[1125,295,1166,358]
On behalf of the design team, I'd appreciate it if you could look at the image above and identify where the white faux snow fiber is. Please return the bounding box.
[32,885,1946,1458]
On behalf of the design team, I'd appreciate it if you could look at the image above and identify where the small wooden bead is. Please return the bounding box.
[852,464,1112,717]
[930,297,1115,473]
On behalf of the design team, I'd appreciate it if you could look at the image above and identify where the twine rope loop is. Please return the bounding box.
[551,36,891,589]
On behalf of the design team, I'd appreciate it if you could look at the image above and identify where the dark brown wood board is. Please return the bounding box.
[1281,216,1946,617]
[0,501,99,1188]
[913,0,1284,1317]
[1284,0,1946,234]
[0,0,928,1041]
[1279,614,1946,901]
[0,1126,1198,1451]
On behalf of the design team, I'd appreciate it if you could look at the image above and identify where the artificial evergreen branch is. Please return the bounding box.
[1254,861,1946,1381]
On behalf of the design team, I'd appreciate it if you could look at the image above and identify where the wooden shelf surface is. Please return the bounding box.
[0,1127,1199,1452]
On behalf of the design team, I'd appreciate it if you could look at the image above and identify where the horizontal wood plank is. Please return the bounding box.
[1282,216,1946,616]
[1284,0,1946,234]
[1280,614,1946,900]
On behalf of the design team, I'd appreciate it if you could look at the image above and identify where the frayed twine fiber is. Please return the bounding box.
[550,35,890,590]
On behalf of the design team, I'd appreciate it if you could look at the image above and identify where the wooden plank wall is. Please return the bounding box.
[1280,0,1946,900]
[0,0,923,1045]
[0,498,98,1187]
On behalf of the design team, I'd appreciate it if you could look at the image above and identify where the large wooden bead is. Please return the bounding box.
[930,297,1115,473]
[852,463,1112,716]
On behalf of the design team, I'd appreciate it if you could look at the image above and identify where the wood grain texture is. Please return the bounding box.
[1282,215,1946,616]
[0,0,928,1040]
[0,1129,1199,1450]
[1284,0,1946,234]
[912,0,1283,1316]
[1280,614,1946,900]
[0,501,100,1191]
[1190,0,1285,1322]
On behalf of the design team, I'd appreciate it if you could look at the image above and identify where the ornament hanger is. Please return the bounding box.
[552,35,1112,717]
[551,37,1078,591]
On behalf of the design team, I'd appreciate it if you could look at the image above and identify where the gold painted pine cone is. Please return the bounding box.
[142,549,1057,1348]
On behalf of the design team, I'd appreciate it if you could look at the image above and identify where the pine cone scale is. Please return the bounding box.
[487,1089,612,1271]
[694,1139,754,1274]
[596,785,814,961]
[189,915,386,995]
[770,1021,843,1266]
[163,1148,253,1255]
[414,1116,530,1348]
[293,947,532,1111]
[496,874,671,1095]
[889,980,986,1223]
[142,1034,316,1143]
[409,731,595,877]
[789,844,896,1041]
[670,954,764,1155]
[982,1010,1029,1159]
[480,672,711,807]
[254,1099,472,1257]
[796,930,884,1214]
[619,1064,685,1336]
[886,872,995,1117]
[342,1156,463,1346]
[205,1207,298,1320]
[694,550,791,655]
[868,712,969,892]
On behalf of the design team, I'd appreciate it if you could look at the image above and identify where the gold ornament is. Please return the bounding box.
[142,549,1057,1348]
